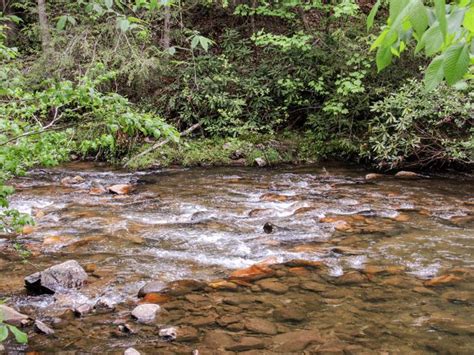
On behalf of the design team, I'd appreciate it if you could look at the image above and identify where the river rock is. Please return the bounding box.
[203,330,235,349]
[272,329,322,352]
[0,305,29,326]
[124,348,141,355]
[442,291,474,305]
[159,327,177,341]
[108,184,133,195]
[25,260,88,294]
[138,281,165,297]
[273,307,306,323]
[74,304,93,317]
[334,271,368,285]
[225,337,266,352]
[256,279,289,294]
[395,171,421,179]
[245,317,277,335]
[208,280,239,291]
[230,264,274,281]
[34,320,55,335]
[254,157,267,167]
[300,281,326,292]
[162,279,206,296]
[131,304,161,323]
[176,326,199,342]
[424,274,462,287]
[365,173,385,181]
[140,293,172,304]
[94,298,116,313]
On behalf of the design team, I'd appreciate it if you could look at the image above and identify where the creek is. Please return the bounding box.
[0,163,473,353]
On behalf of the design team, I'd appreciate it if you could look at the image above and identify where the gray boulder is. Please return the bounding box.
[25,260,88,294]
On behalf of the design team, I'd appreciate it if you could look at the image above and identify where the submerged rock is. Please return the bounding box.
[25,260,88,294]
[225,336,266,351]
[395,171,421,179]
[424,274,462,287]
[245,317,277,335]
[272,330,322,352]
[131,304,161,323]
[365,173,385,181]
[0,305,29,326]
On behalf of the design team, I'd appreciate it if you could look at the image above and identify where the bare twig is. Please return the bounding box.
[124,122,201,168]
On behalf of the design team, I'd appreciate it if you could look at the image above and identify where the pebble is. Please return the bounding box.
[131,304,161,323]
[124,348,141,355]
[34,320,55,335]
[159,327,177,341]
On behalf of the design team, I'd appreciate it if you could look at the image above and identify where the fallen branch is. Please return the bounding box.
[124,122,201,168]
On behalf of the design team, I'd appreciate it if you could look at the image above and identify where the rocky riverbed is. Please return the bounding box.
[0,163,473,353]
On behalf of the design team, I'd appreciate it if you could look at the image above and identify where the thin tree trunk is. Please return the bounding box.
[37,0,51,53]
[161,5,171,50]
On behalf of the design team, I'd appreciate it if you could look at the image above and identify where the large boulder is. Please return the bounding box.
[25,260,88,294]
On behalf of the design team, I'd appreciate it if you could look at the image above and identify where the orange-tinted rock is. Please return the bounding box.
[293,207,316,215]
[22,225,35,235]
[43,235,74,246]
[208,280,239,291]
[248,208,271,217]
[364,265,406,275]
[365,173,385,181]
[392,213,410,222]
[395,171,421,179]
[288,267,311,276]
[229,264,274,281]
[260,193,289,202]
[108,184,133,195]
[140,293,172,304]
[89,187,107,195]
[334,221,352,232]
[84,263,97,273]
[335,271,368,285]
[424,274,462,287]
[35,210,45,218]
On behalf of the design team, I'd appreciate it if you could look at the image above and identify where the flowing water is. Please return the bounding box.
[0,163,473,353]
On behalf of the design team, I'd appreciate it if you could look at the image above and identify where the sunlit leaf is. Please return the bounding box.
[7,325,27,344]
[443,43,470,85]
[424,55,445,90]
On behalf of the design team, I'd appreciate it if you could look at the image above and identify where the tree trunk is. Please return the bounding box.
[161,5,171,50]
[37,0,51,53]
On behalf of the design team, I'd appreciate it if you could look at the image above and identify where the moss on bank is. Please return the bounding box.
[126,132,325,169]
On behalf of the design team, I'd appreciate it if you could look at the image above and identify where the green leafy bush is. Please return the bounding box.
[366,79,473,169]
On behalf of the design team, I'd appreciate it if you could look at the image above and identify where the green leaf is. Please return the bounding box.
[67,16,77,26]
[416,24,443,55]
[367,0,381,31]
[443,43,470,85]
[191,36,199,50]
[104,0,113,9]
[409,1,428,37]
[424,55,445,90]
[56,16,67,31]
[150,0,159,10]
[463,6,474,32]
[389,0,409,22]
[434,0,447,39]
[0,325,8,342]
[7,325,27,344]
[376,45,393,72]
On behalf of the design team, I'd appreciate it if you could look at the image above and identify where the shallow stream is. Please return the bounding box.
[1,163,473,353]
